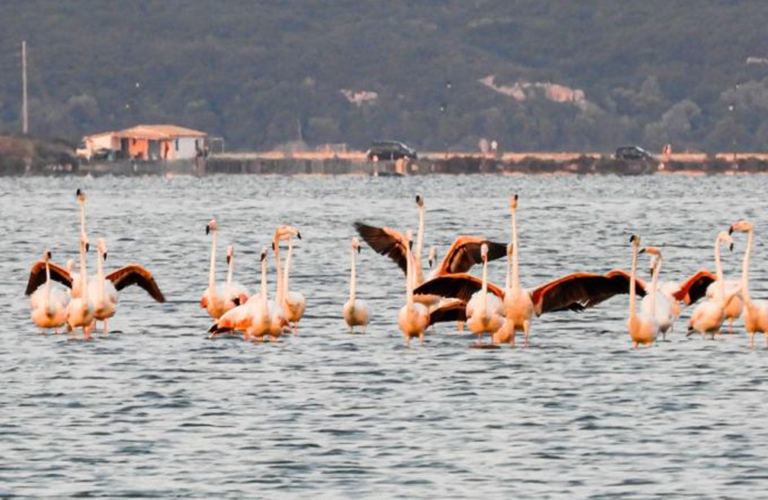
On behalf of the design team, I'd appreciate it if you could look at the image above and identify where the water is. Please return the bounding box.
[2,174,768,498]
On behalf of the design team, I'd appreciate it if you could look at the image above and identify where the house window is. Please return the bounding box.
[175,139,179,151]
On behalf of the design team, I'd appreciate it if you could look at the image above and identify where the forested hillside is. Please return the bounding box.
[2,0,768,152]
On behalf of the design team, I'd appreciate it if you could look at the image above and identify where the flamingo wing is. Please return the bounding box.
[437,236,508,275]
[414,274,504,303]
[531,270,645,316]
[674,270,716,305]
[106,265,166,302]
[354,222,409,275]
[428,301,468,326]
[25,261,72,295]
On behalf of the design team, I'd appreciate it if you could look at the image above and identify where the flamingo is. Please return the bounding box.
[705,280,743,334]
[282,235,306,331]
[627,235,659,348]
[210,246,266,339]
[687,231,738,339]
[242,246,274,342]
[730,220,768,348]
[201,218,231,319]
[267,225,299,340]
[29,250,70,334]
[640,250,676,339]
[343,237,370,333]
[65,234,95,338]
[398,230,430,347]
[88,237,166,335]
[220,244,249,311]
[464,243,505,346]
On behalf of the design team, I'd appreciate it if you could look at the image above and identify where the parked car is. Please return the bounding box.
[615,146,654,161]
[366,141,418,161]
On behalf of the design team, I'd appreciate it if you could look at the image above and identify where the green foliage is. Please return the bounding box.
[1,0,767,153]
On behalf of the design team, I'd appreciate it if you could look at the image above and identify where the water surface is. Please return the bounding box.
[2,174,768,498]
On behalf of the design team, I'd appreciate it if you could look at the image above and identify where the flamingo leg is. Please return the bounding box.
[103,319,109,336]
[729,318,733,335]
[420,333,425,346]
[523,320,531,347]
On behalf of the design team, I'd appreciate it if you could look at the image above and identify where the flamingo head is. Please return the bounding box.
[42,249,51,262]
[630,234,640,247]
[480,243,489,262]
[76,189,86,204]
[405,229,413,250]
[206,218,218,235]
[352,237,361,254]
[415,193,424,208]
[730,220,753,234]
[97,238,108,261]
[718,231,734,252]
[427,246,437,268]
[511,193,518,210]
[274,225,301,242]
[81,233,90,253]
[226,244,234,265]
[261,245,269,262]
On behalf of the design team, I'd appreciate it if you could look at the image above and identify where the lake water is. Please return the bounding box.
[2,174,768,498]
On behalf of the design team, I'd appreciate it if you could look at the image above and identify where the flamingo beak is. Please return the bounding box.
[226,255,231,265]
[639,248,646,254]
[629,235,636,243]
[730,243,734,252]
[85,242,90,252]
[729,226,734,235]
[356,246,361,254]
[206,225,210,235]
[297,231,302,240]
[46,251,52,260]
[104,251,108,261]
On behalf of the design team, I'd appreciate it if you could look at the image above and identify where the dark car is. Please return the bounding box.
[615,146,654,161]
[366,141,418,161]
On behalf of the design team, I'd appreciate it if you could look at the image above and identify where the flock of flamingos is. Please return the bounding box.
[24,190,768,349]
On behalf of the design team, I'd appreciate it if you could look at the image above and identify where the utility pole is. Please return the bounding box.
[22,40,28,135]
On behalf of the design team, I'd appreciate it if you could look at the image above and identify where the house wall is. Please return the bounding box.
[173,137,204,159]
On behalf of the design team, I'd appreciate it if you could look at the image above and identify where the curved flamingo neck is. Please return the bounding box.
[505,248,512,291]
[97,249,105,298]
[415,205,425,270]
[273,239,284,304]
[209,230,217,291]
[629,244,639,319]
[350,246,357,302]
[227,253,234,285]
[260,256,268,320]
[406,242,414,309]
[480,257,488,313]
[649,255,661,318]
[80,243,88,312]
[742,229,753,304]
[44,259,53,314]
[511,206,520,291]
[283,239,293,296]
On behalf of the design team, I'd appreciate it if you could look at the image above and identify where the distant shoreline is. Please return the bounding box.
[6,147,768,176]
